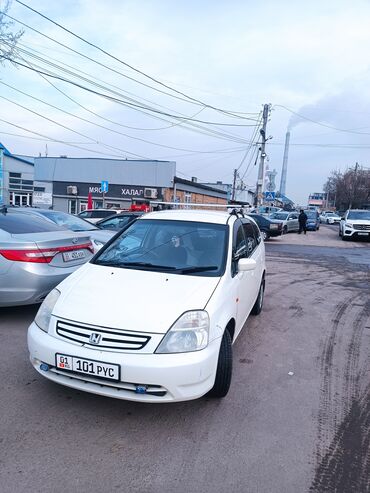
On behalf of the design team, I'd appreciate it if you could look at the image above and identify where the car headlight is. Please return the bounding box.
[345,222,353,228]
[35,289,60,333]
[156,310,209,353]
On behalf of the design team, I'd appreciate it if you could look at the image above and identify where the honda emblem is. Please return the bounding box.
[89,332,101,345]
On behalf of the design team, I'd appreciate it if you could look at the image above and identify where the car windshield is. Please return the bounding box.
[270,212,289,220]
[347,211,370,220]
[94,219,229,276]
[39,210,97,231]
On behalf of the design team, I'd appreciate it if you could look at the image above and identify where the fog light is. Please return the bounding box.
[40,363,49,372]
[135,385,147,394]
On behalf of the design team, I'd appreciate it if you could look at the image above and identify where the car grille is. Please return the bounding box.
[353,224,370,230]
[56,320,150,350]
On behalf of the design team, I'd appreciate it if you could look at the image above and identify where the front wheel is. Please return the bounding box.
[251,278,265,315]
[208,330,232,398]
[283,225,288,234]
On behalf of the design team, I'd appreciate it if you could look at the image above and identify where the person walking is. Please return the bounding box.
[298,209,308,234]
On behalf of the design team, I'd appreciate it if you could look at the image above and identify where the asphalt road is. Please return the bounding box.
[0,225,369,493]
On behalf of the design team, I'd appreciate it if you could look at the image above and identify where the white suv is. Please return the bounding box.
[339,209,370,240]
[28,209,266,403]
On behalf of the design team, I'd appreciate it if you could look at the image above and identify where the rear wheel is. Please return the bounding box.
[208,330,232,398]
[251,278,265,315]
[261,230,270,241]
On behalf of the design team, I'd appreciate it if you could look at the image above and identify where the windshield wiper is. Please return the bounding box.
[115,261,177,270]
[175,265,218,274]
[73,228,98,232]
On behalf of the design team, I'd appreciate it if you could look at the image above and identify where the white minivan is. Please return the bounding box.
[28,209,266,403]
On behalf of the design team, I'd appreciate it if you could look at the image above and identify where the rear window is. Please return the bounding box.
[99,215,135,230]
[0,212,63,234]
[92,210,116,218]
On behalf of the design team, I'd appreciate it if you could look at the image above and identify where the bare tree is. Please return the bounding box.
[0,0,23,65]
[323,166,370,210]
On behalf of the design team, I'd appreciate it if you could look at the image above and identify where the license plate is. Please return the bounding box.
[55,354,120,381]
[358,232,369,236]
[63,250,85,262]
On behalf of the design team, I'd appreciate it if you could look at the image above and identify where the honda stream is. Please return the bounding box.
[28,210,266,402]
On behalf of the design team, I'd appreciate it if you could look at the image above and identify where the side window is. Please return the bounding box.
[243,222,258,254]
[233,221,247,259]
[251,222,261,244]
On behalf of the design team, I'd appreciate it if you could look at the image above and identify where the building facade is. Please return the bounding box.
[33,156,227,212]
[0,144,228,211]
[0,144,35,206]
[33,156,176,213]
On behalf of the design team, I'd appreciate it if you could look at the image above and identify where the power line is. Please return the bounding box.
[0,118,135,158]
[3,38,256,144]
[0,85,259,155]
[13,0,261,121]
[0,93,151,158]
[275,104,370,136]
[7,46,256,127]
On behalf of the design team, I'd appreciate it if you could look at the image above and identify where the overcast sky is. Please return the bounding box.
[1,0,370,203]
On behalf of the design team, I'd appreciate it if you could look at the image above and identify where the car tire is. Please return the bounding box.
[342,235,348,241]
[261,230,270,241]
[283,226,288,234]
[208,329,232,398]
[251,278,265,316]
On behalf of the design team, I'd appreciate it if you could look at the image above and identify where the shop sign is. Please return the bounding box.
[33,191,53,206]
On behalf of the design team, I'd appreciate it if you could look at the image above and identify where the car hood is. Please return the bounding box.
[345,218,370,224]
[54,263,220,333]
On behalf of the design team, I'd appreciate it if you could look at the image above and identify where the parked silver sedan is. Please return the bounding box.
[0,208,94,307]
[10,208,115,252]
[269,211,299,233]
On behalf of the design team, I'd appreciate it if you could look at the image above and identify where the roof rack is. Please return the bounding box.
[150,201,248,209]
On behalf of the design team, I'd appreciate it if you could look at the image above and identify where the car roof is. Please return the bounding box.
[141,209,232,225]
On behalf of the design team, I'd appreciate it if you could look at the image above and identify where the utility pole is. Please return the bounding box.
[256,104,270,205]
[349,162,359,209]
[232,168,238,201]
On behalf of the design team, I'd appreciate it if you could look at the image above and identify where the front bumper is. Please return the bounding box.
[342,228,370,239]
[28,322,221,403]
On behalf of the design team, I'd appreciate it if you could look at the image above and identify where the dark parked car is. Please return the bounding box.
[246,213,283,240]
[96,212,144,231]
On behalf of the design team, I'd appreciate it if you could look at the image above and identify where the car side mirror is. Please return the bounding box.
[238,258,257,272]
